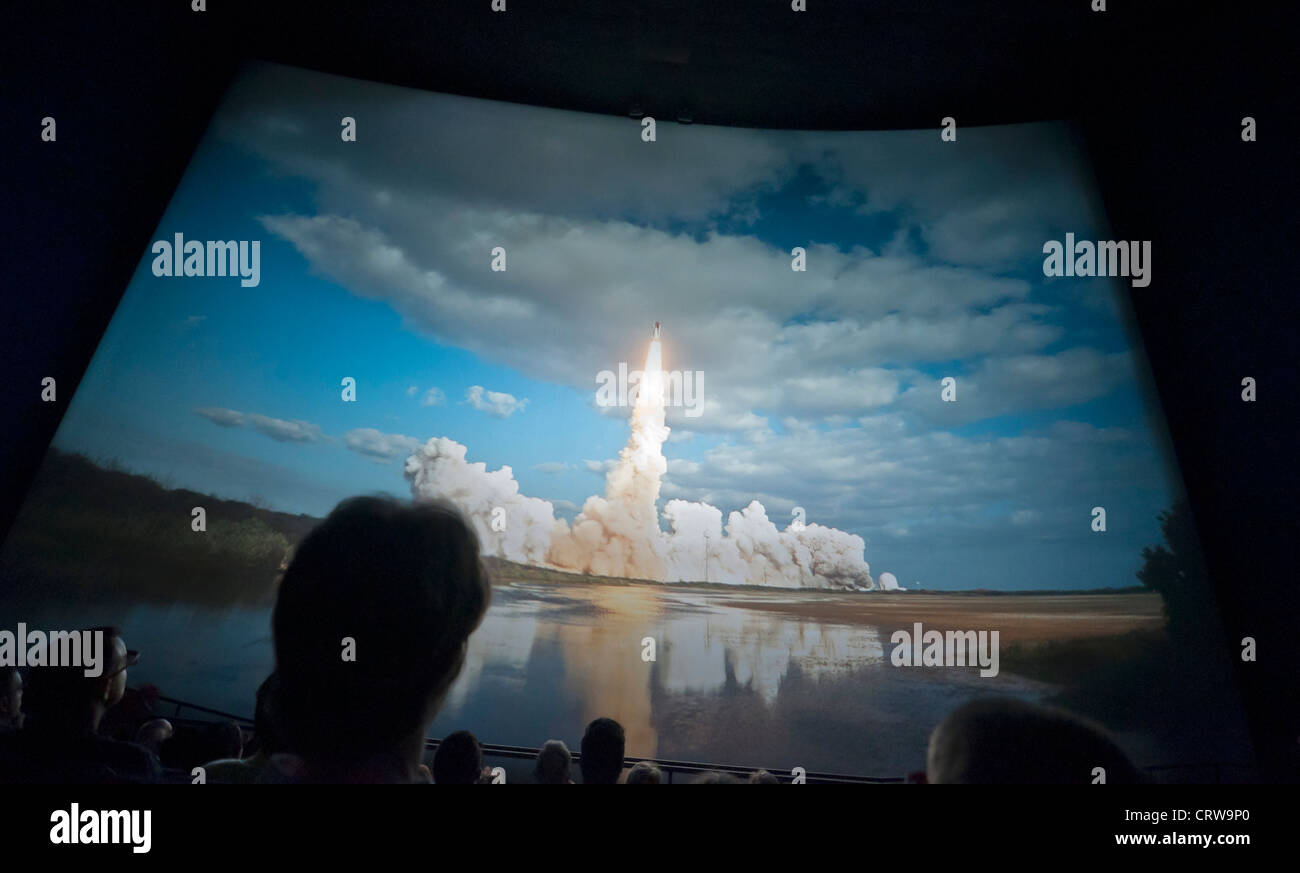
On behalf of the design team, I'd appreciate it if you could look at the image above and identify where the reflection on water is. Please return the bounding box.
[439,583,894,761]
[434,582,1050,775]
[26,581,1057,777]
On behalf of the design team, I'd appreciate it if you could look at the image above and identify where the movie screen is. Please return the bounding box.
[1,62,1253,781]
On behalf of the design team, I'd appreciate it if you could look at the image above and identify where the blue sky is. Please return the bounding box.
[49,62,1181,590]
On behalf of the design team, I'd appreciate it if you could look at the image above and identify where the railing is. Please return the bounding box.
[154,695,898,783]
[157,695,252,725]
[151,694,1255,784]
[425,738,904,784]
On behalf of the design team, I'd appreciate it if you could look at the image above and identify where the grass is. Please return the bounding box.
[1,450,310,607]
[997,626,1240,753]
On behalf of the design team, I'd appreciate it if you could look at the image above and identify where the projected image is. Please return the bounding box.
[1,62,1252,779]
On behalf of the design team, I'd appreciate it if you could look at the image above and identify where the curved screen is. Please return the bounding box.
[1,61,1253,780]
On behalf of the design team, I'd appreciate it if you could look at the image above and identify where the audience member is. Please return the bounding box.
[0,628,159,783]
[433,730,484,785]
[98,682,161,742]
[926,697,1141,784]
[534,739,573,784]
[205,674,283,784]
[269,496,491,783]
[692,770,740,784]
[0,666,23,733]
[579,717,625,785]
[134,718,173,759]
[625,760,662,784]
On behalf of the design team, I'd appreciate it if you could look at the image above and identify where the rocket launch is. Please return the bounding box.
[546,325,670,578]
[405,325,895,590]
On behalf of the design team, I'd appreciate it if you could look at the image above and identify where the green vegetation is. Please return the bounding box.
[0,450,319,607]
[1136,497,1225,648]
[485,556,852,593]
[484,556,655,587]
[999,629,1173,729]
[487,556,1148,595]
[1000,502,1239,756]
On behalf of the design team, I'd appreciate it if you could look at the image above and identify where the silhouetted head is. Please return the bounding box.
[927,697,1142,784]
[433,730,483,784]
[251,673,285,757]
[0,666,22,731]
[534,739,573,784]
[692,770,741,784]
[625,761,662,784]
[579,717,625,784]
[21,627,136,736]
[204,720,244,761]
[134,718,173,757]
[748,768,779,784]
[272,496,491,775]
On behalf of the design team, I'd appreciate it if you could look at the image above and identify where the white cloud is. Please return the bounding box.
[195,406,244,427]
[465,385,528,418]
[896,347,1134,426]
[225,66,1102,437]
[196,406,324,444]
[245,413,325,444]
[254,210,1059,432]
[343,428,423,462]
[813,122,1107,269]
[217,63,798,226]
[667,458,702,476]
[658,414,1164,551]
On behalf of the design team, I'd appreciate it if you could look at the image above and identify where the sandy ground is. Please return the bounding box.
[641,585,1164,645]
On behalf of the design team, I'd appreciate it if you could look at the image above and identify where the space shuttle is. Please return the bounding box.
[651,321,661,339]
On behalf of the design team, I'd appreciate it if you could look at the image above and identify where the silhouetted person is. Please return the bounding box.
[625,761,662,784]
[159,719,242,770]
[692,770,740,784]
[210,721,243,759]
[579,717,625,784]
[534,739,573,784]
[433,730,484,785]
[926,697,1142,784]
[134,718,173,759]
[0,666,22,733]
[0,627,159,783]
[98,682,162,742]
[206,673,284,784]
[269,496,491,783]
[748,768,779,784]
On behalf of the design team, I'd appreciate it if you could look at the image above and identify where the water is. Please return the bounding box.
[446,582,1066,775]
[20,580,1064,777]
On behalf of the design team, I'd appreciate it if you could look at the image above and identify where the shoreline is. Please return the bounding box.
[483,556,1151,598]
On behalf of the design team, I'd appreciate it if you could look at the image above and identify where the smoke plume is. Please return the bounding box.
[405,339,889,589]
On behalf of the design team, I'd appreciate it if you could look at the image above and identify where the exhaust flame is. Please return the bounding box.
[547,339,670,579]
